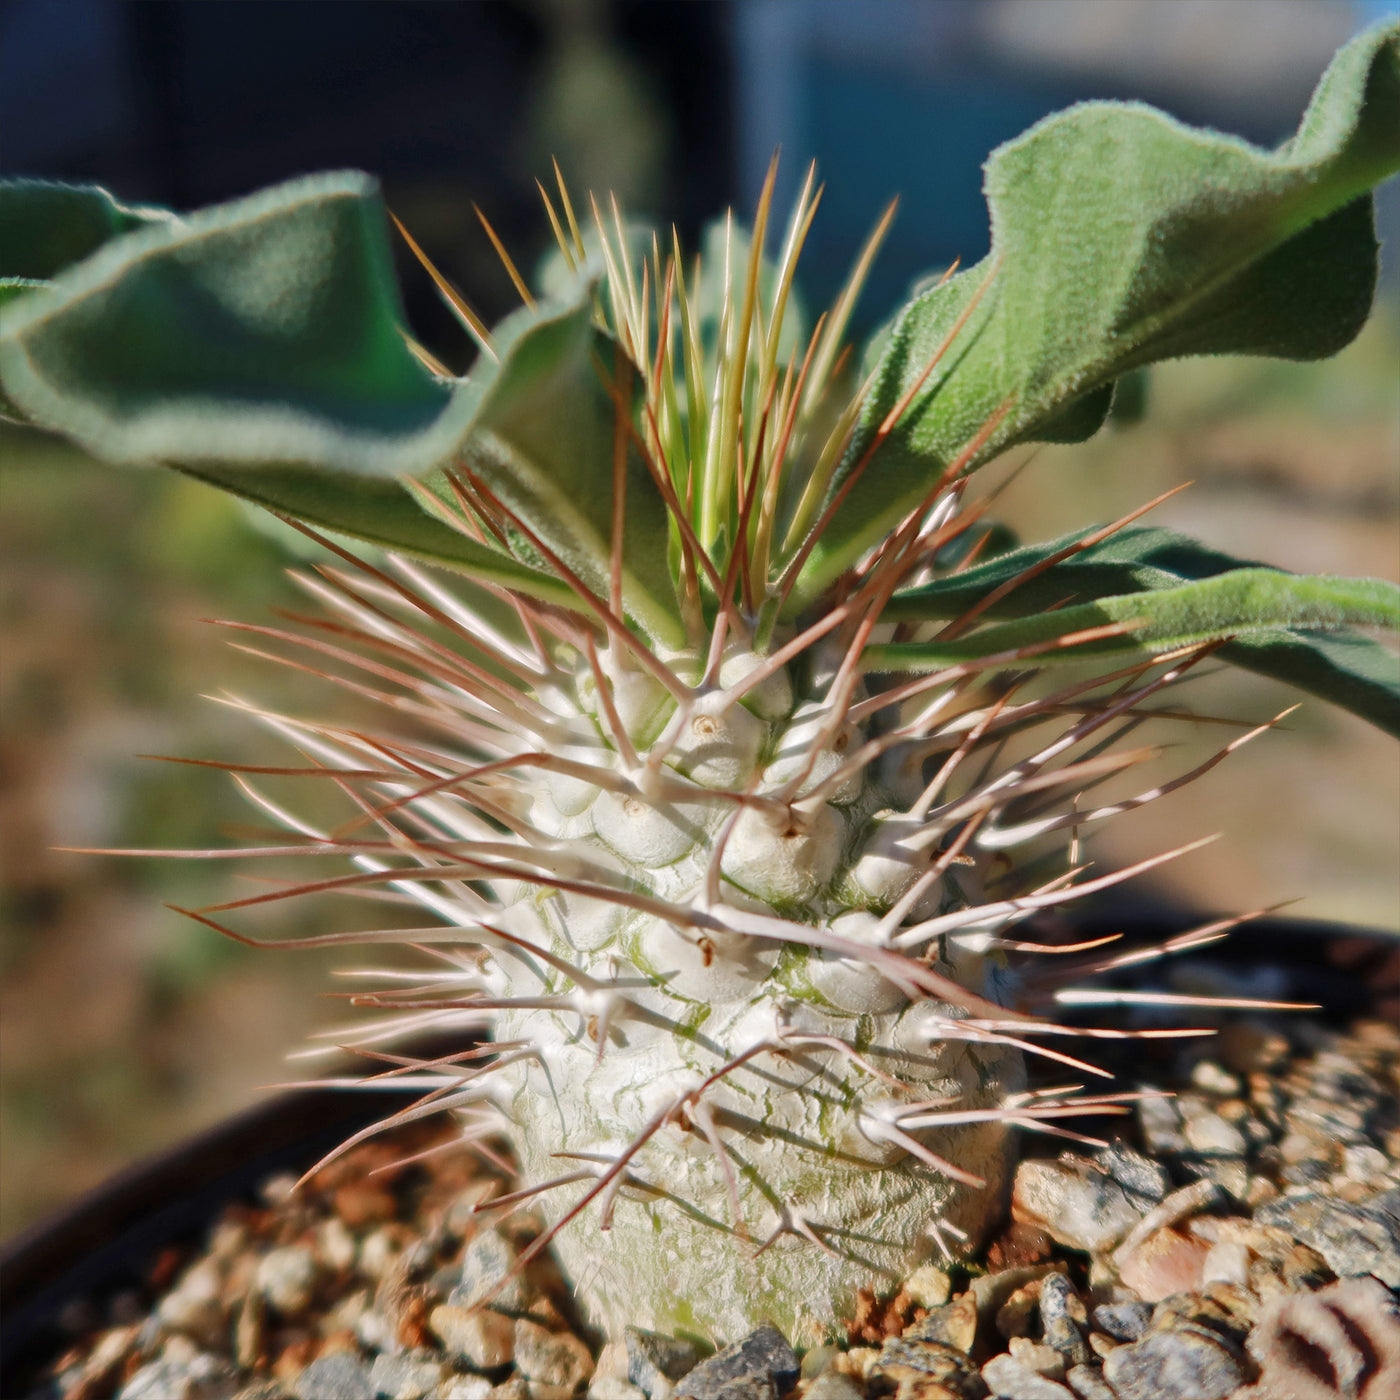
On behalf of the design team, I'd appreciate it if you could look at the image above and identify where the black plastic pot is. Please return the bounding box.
[0,1056,447,1394]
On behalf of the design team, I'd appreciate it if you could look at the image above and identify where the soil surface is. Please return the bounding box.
[18,1010,1400,1400]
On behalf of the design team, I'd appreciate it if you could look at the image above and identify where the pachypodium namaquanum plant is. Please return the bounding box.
[3,22,1399,1344]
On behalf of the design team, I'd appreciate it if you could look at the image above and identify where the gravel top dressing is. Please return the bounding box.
[28,1013,1400,1400]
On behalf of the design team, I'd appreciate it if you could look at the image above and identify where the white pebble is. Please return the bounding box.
[1201,1240,1252,1286]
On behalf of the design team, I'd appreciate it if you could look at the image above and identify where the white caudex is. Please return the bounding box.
[177,571,1245,1340]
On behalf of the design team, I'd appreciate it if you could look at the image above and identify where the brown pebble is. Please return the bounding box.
[271,1333,321,1382]
[833,1347,881,1381]
[147,1245,186,1293]
[1243,1177,1279,1208]
[988,1220,1055,1271]
[1335,1178,1374,1203]
[1148,1288,1254,1346]
[397,1293,434,1351]
[1280,1243,1334,1292]
[235,1289,265,1370]
[62,1325,139,1400]
[1118,1228,1210,1302]
[1088,1332,1117,1359]
[995,1284,1041,1341]
[906,1292,977,1353]
[1008,1337,1067,1380]
[334,1181,398,1228]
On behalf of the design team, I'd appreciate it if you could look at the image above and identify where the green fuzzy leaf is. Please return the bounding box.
[887,525,1400,735]
[1205,628,1400,741]
[871,568,1400,736]
[177,463,578,610]
[796,20,1400,599]
[0,279,49,421]
[886,525,1293,621]
[889,525,1395,622]
[462,303,683,646]
[0,172,681,640]
[0,172,464,472]
[0,179,177,282]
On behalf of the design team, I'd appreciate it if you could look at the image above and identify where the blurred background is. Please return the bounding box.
[2,0,1397,1237]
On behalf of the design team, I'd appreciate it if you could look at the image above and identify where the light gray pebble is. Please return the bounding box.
[1137,1095,1187,1156]
[1256,1186,1400,1287]
[486,1380,530,1400]
[1343,1144,1390,1180]
[1101,1329,1249,1400]
[1007,1340,1066,1380]
[438,1379,494,1400]
[292,1353,376,1400]
[801,1373,864,1400]
[359,1229,409,1283]
[513,1318,594,1390]
[588,1379,648,1400]
[157,1261,227,1347]
[971,1266,1061,1321]
[354,1304,400,1356]
[799,1347,840,1381]
[1280,1158,1331,1187]
[258,1246,320,1315]
[1178,1156,1250,1199]
[870,1338,979,1393]
[1063,1365,1113,1400]
[1189,1061,1242,1097]
[625,1327,702,1397]
[118,1349,238,1400]
[231,1383,294,1400]
[1038,1274,1091,1367]
[674,1327,798,1400]
[317,1218,358,1274]
[1091,1303,1151,1343]
[981,1353,1073,1398]
[902,1294,976,1352]
[450,1230,525,1311]
[260,1173,300,1207]
[368,1351,448,1400]
[1201,1240,1251,1287]
[1012,1161,1146,1253]
[1096,1142,1169,1206]
[1183,1113,1248,1157]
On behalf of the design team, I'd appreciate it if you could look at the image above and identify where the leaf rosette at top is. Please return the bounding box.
[0,22,1397,719]
[793,19,1400,600]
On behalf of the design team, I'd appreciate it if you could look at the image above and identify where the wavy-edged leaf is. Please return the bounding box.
[0,171,468,473]
[887,525,1400,735]
[793,20,1400,600]
[463,302,683,645]
[0,280,49,421]
[0,179,177,282]
[0,172,682,642]
[869,569,1400,737]
[177,464,577,610]
[886,525,1287,621]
